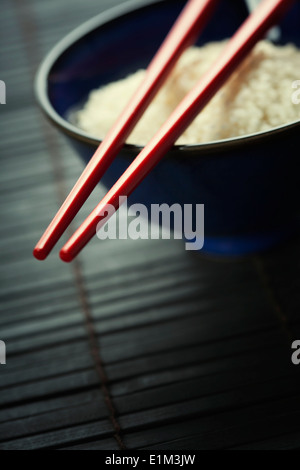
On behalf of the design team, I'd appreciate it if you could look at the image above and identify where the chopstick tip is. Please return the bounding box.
[59,248,73,263]
[33,247,47,261]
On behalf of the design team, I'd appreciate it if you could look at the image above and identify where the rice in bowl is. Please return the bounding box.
[75,40,300,146]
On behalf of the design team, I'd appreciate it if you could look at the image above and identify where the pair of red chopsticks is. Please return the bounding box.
[33,0,294,262]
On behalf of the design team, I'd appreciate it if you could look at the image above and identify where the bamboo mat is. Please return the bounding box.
[0,0,300,450]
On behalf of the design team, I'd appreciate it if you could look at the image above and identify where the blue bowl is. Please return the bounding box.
[35,0,300,255]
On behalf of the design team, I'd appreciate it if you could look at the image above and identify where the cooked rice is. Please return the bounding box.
[76,40,300,145]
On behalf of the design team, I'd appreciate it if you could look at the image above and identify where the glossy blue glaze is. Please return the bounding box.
[36,0,300,255]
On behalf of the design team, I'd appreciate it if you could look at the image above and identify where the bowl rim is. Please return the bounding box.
[35,0,300,157]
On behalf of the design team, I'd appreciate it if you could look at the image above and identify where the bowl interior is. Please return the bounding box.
[42,0,300,144]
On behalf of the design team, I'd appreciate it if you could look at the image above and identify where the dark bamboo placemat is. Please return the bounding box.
[0,0,300,450]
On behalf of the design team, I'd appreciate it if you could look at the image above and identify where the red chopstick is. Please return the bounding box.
[33,0,219,260]
[59,0,295,262]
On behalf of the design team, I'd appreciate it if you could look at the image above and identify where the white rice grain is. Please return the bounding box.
[76,40,300,145]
